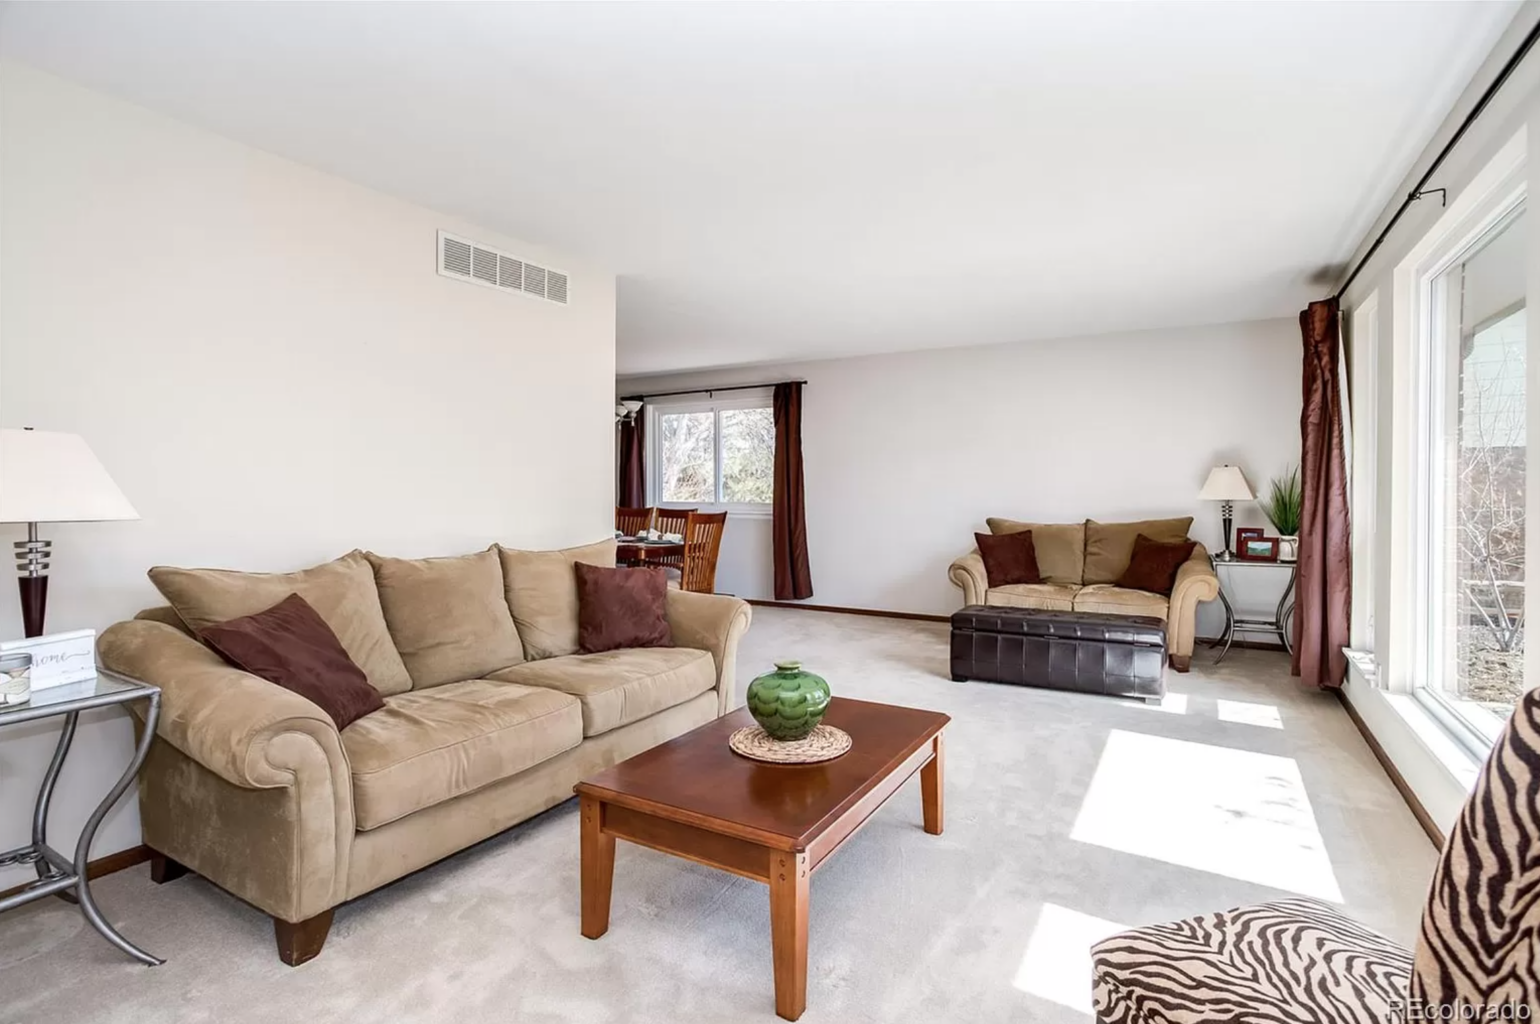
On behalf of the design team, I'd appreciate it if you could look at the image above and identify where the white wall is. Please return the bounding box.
[0,63,616,884]
[621,317,1303,635]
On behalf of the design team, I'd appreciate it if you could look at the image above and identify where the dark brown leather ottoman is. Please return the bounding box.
[950,606,1166,703]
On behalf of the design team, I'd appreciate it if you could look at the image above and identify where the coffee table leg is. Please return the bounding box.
[580,795,614,939]
[769,850,809,1021]
[921,733,944,835]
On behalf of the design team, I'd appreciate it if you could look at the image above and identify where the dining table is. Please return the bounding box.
[615,537,685,568]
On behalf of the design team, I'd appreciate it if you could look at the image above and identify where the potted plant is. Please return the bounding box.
[1262,466,1302,562]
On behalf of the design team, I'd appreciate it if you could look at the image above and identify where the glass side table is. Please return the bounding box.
[1210,557,1298,665]
[0,671,163,965]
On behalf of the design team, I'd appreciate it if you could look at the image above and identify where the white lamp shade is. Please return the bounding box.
[0,429,139,523]
[1197,464,1255,502]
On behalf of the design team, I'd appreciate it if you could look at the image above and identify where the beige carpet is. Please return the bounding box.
[0,608,1438,1023]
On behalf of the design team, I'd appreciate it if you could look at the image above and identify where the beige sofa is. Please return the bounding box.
[948,517,1218,671]
[97,539,751,965]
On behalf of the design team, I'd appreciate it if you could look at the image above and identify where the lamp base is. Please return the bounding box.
[15,523,51,638]
[19,575,48,638]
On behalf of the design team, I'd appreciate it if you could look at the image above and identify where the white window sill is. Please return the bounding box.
[1344,651,1482,805]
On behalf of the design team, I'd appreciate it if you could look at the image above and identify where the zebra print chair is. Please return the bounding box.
[1091,687,1540,1023]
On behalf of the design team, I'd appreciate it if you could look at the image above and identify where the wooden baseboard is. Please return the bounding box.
[745,600,951,623]
[1334,691,1445,849]
[0,843,150,902]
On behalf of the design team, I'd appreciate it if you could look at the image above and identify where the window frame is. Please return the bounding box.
[1349,292,1380,656]
[1392,126,1529,754]
[645,389,775,517]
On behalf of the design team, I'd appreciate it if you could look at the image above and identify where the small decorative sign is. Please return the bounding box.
[0,629,97,691]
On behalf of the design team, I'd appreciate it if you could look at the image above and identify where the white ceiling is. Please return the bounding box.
[0,2,1520,374]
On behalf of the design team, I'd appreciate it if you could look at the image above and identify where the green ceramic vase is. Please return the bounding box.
[746,661,831,741]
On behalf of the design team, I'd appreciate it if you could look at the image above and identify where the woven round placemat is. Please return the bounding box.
[728,724,852,764]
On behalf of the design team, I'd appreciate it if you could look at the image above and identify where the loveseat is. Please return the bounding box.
[948,517,1218,671]
[97,539,751,965]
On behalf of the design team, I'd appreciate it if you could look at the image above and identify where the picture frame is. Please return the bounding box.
[1235,527,1264,549]
[1236,536,1280,563]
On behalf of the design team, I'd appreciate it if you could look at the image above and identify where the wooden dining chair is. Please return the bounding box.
[615,506,654,537]
[650,508,694,573]
[652,508,693,538]
[680,511,728,593]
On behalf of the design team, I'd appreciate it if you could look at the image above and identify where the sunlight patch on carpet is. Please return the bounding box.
[1144,692,1189,715]
[1216,699,1282,729]
[1012,903,1127,1015]
[1070,729,1342,901]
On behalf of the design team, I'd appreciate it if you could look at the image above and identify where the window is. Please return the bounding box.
[649,393,774,511]
[1412,187,1527,742]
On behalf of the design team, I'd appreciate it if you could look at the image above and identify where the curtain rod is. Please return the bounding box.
[1335,16,1540,302]
[619,379,807,401]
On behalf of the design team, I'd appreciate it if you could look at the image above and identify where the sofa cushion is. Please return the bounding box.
[984,583,1080,611]
[340,679,582,830]
[1073,584,1170,620]
[985,520,1085,584]
[490,647,714,737]
[149,550,413,696]
[198,593,384,730]
[575,563,672,653]
[497,539,617,660]
[1083,517,1194,584]
[975,531,1041,586]
[366,548,525,689]
[1117,534,1198,596]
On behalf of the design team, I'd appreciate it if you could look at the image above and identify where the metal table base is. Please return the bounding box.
[0,678,163,966]
[1211,560,1297,665]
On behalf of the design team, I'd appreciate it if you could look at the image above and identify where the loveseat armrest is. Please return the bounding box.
[666,589,752,715]
[1167,543,1220,665]
[98,619,349,793]
[949,550,988,607]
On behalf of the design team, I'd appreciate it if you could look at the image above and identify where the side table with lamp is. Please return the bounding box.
[1196,462,1296,663]
[0,426,162,964]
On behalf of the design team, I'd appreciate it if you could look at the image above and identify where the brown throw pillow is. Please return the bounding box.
[574,563,672,654]
[198,593,385,730]
[975,530,1042,586]
[1116,534,1198,596]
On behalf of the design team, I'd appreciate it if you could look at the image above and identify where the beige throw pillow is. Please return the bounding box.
[1083,517,1194,584]
[148,550,413,696]
[366,548,525,689]
[985,519,1086,585]
[497,539,617,660]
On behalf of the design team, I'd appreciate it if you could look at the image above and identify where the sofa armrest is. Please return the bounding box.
[99,619,350,793]
[98,618,356,921]
[666,589,752,715]
[949,550,988,607]
[1167,543,1220,659]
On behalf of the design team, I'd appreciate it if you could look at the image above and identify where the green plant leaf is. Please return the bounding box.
[1261,465,1303,536]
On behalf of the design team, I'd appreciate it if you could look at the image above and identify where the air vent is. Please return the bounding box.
[436,230,568,306]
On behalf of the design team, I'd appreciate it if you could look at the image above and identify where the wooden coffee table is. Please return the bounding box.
[574,696,949,1021]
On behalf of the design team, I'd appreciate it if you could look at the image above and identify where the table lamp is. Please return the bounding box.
[0,428,139,637]
[1198,464,1254,562]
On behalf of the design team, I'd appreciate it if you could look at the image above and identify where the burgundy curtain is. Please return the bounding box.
[617,413,645,508]
[1294,298,1351,688]
[772,382,814,600]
